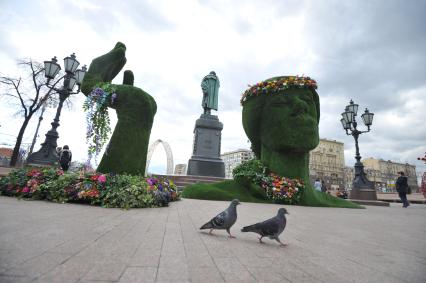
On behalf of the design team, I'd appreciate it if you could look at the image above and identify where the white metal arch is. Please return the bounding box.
[145,139,174,175]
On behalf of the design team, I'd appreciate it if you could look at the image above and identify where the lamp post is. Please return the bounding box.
[27,99,58,158]
[26,53,86,166]
[27,102,47,157]
[340,99,376,200]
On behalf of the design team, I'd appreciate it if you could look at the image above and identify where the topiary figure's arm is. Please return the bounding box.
[81,42,127,97]
[81,42,157,175]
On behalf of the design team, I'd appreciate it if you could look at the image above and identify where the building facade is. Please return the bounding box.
[221,149,255,179]
[343,167,355,191]
[174,164,187,175]
[362,158,418,192]
[0,147,13,167]
[309,139,345,191]
[221,140,347,188]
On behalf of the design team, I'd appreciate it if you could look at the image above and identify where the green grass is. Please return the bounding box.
[182,180,364,209]
[181,180,270,203]
[299,186,364,208]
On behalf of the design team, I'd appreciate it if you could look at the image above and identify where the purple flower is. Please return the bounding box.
[94,87,104,97]
[111,93,117,104]
[147,178,156,186]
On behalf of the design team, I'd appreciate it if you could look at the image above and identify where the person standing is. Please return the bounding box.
[395,171,410,208]
[314,179,322,192]
[321,180,326,192]
[59,145,72,172]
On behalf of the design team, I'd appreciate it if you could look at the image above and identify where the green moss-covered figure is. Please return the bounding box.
[242,76,319,182]
[81,42,157,175]
[242,76,358,207]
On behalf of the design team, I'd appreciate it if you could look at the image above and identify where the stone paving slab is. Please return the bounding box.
[377,193,426,204]
[0,196,425,283]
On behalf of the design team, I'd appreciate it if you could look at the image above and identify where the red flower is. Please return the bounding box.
[97,174,106,183]
[27,169,42,177]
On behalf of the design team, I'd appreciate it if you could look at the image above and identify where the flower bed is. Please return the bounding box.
[233,159,304,204]
[261,173,304,204]
[0,167,179,209]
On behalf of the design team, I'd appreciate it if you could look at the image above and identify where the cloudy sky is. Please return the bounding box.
[0,0,425,178]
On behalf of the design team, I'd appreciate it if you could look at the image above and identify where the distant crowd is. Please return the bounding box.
[313,178,348,199]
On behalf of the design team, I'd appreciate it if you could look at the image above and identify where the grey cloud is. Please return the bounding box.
[304,1,426,109]
[233,19,253,34]
[289,0,426,169]
[118,1,174,31]
[60,0,173,35]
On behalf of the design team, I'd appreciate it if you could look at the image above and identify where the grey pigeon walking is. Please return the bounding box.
[241,208,288,246]
[200,199,240,238]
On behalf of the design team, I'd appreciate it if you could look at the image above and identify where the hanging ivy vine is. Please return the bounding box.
[83,83,117,162]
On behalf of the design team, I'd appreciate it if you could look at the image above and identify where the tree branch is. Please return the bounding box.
[29,59,41,110]
[0,93,20,99]
[0,76,15,85]
[10,78,28,118]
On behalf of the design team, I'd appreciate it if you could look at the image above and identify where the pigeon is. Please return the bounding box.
[200,199,240,238]
[241,208,288,246]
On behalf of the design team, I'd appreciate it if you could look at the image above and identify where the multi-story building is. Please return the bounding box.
[363,158,418,192]
[309,139,345,191]
[221,140,347,189]
[174,164,187,175]
[0,147,13,167]
[221,149,255,179]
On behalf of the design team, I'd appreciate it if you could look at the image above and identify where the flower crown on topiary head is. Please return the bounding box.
[240,75,317,105]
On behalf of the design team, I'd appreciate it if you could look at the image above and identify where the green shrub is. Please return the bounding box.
[100,174,154,209]
[232,159,266,186]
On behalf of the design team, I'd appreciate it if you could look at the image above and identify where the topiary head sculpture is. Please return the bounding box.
[241,76,319,183]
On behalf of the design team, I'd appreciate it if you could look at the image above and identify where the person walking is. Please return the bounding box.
[59,145,72,172]
[395,171,410,208]
[314,179,322,192]
[321,180,327,192]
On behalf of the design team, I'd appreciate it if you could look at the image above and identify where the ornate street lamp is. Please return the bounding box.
[341,99,377,200]
[27,99,57,157]
[26,53,86,166]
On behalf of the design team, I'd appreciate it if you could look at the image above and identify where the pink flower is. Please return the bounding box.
[97,174,106,183]
[22,187,30,193]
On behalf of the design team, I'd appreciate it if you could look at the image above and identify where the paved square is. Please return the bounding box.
[0,196,425,282]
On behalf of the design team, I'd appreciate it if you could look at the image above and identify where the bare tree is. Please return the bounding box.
[0,59,63,166]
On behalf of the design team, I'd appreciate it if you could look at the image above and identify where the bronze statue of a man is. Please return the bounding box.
[201,71,220,115]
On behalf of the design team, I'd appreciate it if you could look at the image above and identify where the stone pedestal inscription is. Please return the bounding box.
[187,114,225,177]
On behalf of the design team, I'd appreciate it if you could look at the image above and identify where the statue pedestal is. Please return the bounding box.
[26,128,60,166]
[349,161,378,200]
[349,188,377,200]
[187,114,225,177]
